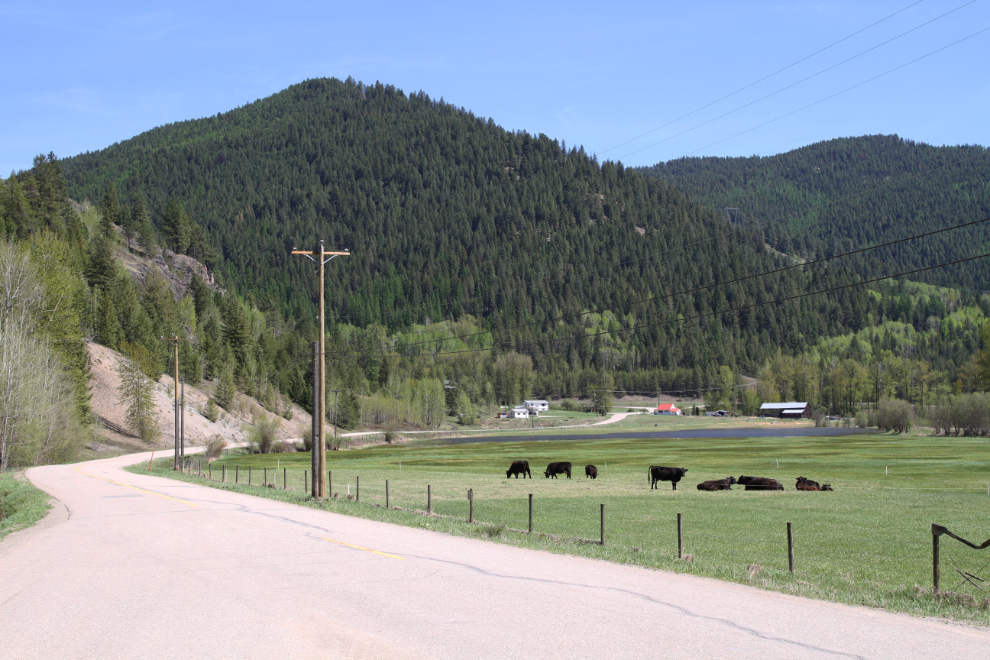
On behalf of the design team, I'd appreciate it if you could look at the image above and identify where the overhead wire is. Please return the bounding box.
[600,0,926,155]
[617,1,976,160]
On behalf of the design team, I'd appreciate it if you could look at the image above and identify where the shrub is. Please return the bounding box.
[247,414,281,454]
[854,411,869,428]
[384,430,397,444]
[875,398,913,433]
[201,398,220,423]
[271,440,291,454]
[204,435,227,460]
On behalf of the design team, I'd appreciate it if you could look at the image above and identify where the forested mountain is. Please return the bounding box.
[639,135,990,292]
[57,77,877,381]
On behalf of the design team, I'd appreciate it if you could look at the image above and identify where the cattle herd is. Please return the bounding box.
[504,461,833,492]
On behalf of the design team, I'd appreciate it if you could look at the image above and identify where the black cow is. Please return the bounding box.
[545,462,572,479]
[649,466,688,490]
[795,476,821,491]
[737,475,784,491]
[820,483,834,491]
[585,464,598,479]
[697,476,736,491]
[506,460,531,479]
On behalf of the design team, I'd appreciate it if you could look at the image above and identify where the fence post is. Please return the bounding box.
[222,465,226,483]
[249,466,252,486]
[264,467,268,487]
[283,467,287,490]
[528,494,533,534]
[787,522,795,573]
[356,476,360,502]
[236,465,239,484]
[428,485,432,513]
[600,503,605,545]
[677,513,683,559]
[198,459,201,477]
[933,524,942,594]
[304,470,308,495]
[209,463,212,480]
[328,470,332,497]
[386,480,390,509]
[468,488,474,523]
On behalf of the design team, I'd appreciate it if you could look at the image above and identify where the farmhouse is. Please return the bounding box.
[523,399,549,413]
[759,402,811,419]
[655,403,681,415]
[507,407,530,419]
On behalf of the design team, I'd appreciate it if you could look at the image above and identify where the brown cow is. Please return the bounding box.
[697,477,736,491]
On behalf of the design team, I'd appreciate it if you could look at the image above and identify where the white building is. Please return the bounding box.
[508,407,530,419]
[524,400,549,413]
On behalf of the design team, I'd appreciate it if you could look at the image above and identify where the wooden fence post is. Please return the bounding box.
[787,522,795,573]
[468,488,474,523]
[198,459,201,477]
[235,465,239,484]
[428,485,432,513]
[264,467,268,487]
[933,525,942,594]
[209,463,212,480]
[304,470,308,494]
[328,470,332,497]
[356,476,360,502]
[600,503,605,545]
[283,467,287,490]
[677,513,683,559]
[222,465,226,482]
[528,494,533,534]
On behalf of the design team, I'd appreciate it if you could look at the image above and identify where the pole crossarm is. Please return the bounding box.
[933,524,990,550]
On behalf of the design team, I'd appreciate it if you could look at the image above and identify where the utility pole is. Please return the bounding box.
[160,335,190,470]
[292,241,349,499]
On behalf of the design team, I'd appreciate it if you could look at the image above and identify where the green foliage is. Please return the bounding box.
[213,368,236,410]
[247,413,281,454]
[115,351,160,443]
[202,397,221,423]
[100,183,120,237]
[0,471,51,539]
[160,198,192,253]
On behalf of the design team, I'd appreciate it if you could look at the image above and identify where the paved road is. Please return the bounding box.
[2,453,986,659]
[443,426,873,444]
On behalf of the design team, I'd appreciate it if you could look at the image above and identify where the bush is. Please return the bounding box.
[204,435,227,460]
[271,440,291,454]
[854,411,869,428]
[875,398,913,433]
[247,414,281,454]
[201,398,220,423]
[384,430,397,444]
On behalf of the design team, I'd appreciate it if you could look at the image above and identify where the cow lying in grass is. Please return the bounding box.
[795,476,834,491]
[697,477,737,491]
[737,475,784,491]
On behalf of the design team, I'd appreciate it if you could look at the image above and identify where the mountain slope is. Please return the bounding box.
[59,77,871,376]
[639,135,990,291]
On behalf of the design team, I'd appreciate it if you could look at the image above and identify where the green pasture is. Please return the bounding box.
[145,432,990,623]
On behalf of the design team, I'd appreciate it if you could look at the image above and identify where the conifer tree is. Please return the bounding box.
[100,183,120,237]
[213,368,236,410]
[161,198,191,253]
[116,352,160,443]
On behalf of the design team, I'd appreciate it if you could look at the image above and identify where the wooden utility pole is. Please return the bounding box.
[160,335,190,470]
[291,241,349,499]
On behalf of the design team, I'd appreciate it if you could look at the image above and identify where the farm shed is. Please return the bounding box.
[759,402,811,418]
[655,403,681,415]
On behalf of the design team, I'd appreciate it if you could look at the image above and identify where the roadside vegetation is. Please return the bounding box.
[0,471,51,540]
[139,431,990,624]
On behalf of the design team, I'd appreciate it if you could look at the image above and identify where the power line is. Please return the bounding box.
[334,215,990,353]
[326,244,990,360]
[618,1,975,160]
[674,25,990,159]
[600,0,926,155]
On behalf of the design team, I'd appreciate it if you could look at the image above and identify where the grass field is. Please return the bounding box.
[0,471,51,540]
[141,431,990,623]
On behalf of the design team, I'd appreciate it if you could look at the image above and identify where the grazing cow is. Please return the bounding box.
[545,462,572,479]
[506,460,531,479]
[697,477,737,491]
[648,466,688,490]
[795,476,821,491]
[737,475,784,491]
[585,464,598,479]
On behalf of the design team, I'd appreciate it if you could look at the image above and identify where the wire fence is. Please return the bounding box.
[172,456,990,608]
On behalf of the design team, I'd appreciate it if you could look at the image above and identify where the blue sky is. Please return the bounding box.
[1,0,988,175]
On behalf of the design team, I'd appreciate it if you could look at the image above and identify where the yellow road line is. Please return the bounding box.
[74,466,196,506]
[321,537,405,559]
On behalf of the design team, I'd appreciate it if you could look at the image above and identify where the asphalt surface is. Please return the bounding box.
[443,426,873,444]
[2,452,987,659]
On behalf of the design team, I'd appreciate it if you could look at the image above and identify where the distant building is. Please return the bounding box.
[524,400,549,413]
[759,402,811,419]
[508,407,530,419]
[655,403,681,415]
